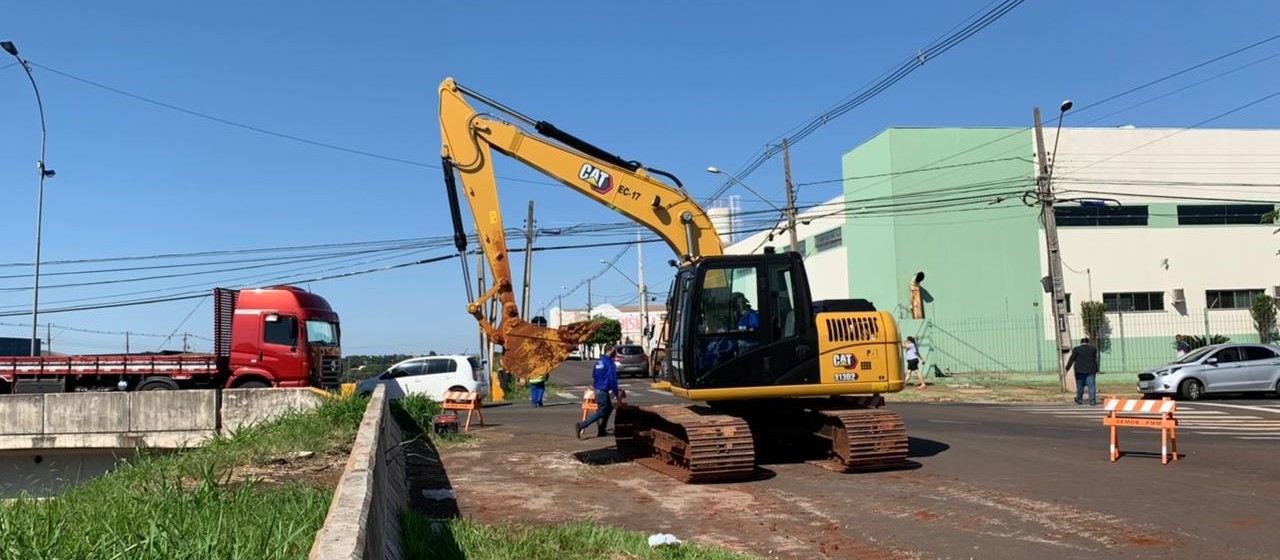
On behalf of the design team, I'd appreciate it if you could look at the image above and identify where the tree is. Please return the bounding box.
[1251,294,1277,344]
[1080,301,1109,350]
[587,316,622,346]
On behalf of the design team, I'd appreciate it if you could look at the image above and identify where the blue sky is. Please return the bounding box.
[2,1,1279,355]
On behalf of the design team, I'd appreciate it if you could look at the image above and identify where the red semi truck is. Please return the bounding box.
[0,286,342,394]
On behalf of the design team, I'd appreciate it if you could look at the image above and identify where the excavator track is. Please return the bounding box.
[615,404,755,483]
[807,408,909,473]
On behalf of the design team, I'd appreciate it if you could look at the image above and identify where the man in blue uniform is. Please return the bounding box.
[576,344,619,438]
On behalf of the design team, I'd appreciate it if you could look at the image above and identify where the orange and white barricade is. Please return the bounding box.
[580,388,626,422]
[1102,396,1178,464]
[442,391,484,431]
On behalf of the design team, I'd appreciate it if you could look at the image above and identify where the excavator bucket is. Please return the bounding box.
[499,320,601,380]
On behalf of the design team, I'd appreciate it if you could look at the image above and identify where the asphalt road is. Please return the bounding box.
[459,360,1280,559]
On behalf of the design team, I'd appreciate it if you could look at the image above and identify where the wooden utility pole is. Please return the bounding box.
[1034,107,1073,393]
[782,138,800,253]
[520,201,535,318]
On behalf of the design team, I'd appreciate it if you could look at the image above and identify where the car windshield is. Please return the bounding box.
[306,321,339,346]
[1175,345,1215,364]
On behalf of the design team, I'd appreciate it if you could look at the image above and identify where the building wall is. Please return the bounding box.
[725,197,850,300]
[1031,128,1280,372]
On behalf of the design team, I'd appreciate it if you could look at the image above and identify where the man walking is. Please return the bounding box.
[576,344,619,438]
[1066,337,1100,405]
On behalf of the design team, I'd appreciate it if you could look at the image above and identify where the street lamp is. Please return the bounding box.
[3,40,56,357]
[707,166,797,252]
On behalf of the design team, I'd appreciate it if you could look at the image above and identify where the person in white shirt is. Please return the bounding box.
[903,336,926,388]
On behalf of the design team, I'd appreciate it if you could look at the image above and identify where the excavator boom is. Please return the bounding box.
[439,78,721,379]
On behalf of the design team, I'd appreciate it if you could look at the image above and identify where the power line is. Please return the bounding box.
[708,0,1028,202]
[27,61,563,187]
[1058,88,1280,178]
[832,32,1280,201]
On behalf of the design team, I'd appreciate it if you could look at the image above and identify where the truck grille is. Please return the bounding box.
[1137,373,1155,381]
[318,356,342,389]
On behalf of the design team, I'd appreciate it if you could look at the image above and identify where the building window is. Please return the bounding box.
[1065,293,1072,314]
[1055,205,1149,227]
[1102,292,1164,312]
[814,228,842,252]
[1177,204,1274,225]
[1206,289,1263,309]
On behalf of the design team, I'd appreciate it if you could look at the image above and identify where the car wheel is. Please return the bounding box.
[1180,379,1204,401]
[1275,378,1280,397]
[448,385,468,394]
[237,380,271,389]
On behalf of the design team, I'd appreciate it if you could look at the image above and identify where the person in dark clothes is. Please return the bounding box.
[575,345,619,438]
[1066,337,1100,405]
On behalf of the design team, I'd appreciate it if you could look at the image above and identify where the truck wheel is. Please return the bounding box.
[237,380,270,389]
[137,378,180,391]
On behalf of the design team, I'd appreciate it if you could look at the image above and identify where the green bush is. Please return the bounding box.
[1182,334,1230,350]
[391,394,443,436]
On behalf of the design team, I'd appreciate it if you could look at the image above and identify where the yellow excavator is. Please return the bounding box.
[438,78,908,482]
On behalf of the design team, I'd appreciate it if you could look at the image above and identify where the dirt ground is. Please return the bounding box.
[435,429,897,560]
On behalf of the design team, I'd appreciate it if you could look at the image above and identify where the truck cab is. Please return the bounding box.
[221,286,342,389]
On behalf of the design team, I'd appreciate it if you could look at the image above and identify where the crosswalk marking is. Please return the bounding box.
[997,402,1280,441]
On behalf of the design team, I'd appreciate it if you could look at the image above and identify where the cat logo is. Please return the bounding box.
[832,353,858,370]
[578,163,614,195]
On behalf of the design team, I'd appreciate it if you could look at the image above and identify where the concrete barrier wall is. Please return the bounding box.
[222,388,325,432]
[0,388,322,450]
[309,384,406,560]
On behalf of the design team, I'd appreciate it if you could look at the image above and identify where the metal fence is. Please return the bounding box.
[912,309,1264,374]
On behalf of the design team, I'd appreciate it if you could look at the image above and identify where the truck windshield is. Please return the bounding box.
[306,321,339,346]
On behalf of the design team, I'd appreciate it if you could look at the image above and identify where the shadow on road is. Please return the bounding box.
[401,427,465,558]
[573,446,628,466]
[908,437,950,458]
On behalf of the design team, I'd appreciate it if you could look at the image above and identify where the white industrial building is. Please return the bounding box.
[724,126,1280,372]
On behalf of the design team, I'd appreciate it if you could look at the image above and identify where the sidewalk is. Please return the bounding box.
[891,372,1138,403]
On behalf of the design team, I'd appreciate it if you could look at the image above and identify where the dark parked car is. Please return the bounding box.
[613,344,649,377]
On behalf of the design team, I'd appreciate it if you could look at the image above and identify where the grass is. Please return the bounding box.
[0,395,370,560]
[402,514,761,560]
[503,380,563,403]
[391,394,472,445]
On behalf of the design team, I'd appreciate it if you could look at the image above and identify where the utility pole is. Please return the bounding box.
[477,245,504,401]
[45,323,50,355]
[1034,106,1073,393]
[183,333,190,353]
[125,331,131,355]
[520,201,535,318]
[558,293,564,327]
[637,230,649,353]
[782,138,800,253]
[587,278,593,319]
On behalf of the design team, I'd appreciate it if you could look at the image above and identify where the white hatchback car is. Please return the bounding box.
[356,355,489,401]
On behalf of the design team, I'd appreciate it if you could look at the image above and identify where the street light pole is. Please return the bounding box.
[3,41,56,357]
[1034,101,1074,392]
[636,230,648,353]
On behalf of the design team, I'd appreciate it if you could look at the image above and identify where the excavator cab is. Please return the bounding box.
[665,251,819,394]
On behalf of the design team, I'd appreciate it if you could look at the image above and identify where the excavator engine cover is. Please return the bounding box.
[499,320,600,380]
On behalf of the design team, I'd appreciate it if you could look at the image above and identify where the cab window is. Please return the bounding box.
[263,315,299,346]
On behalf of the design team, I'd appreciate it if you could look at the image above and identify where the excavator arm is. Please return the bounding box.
[439,78,723,379]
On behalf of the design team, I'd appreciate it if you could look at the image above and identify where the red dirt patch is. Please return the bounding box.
[912,510,942,521]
